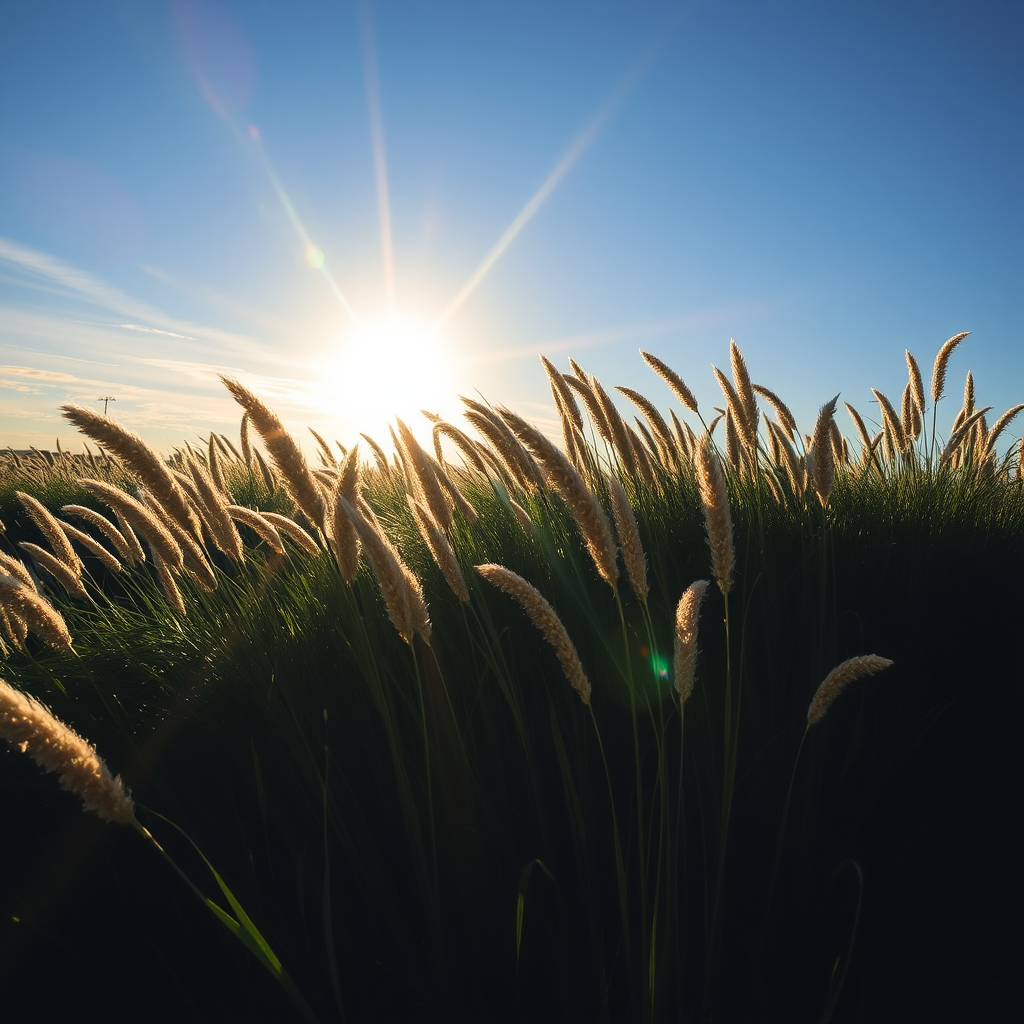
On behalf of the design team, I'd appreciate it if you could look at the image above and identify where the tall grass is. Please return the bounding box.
[0,336,1021,1022]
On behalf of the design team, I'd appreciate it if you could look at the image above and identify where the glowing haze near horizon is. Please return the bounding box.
[1,1,1021,456]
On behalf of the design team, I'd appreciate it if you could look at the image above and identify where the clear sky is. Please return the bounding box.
[1,0,1021,455]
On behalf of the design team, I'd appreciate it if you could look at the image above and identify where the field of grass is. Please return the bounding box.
[1,336,1021,1023]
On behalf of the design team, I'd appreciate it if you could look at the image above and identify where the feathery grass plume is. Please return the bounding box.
[57,520,122,573]
[217,432,242,462]
[1,604,27,650]
[60,404,201,539]
[625,423,658,486]
[188,457,244,562]
[871,389,909,456]
[239,411,253,467]
[752,384,797,437]
[807,655,894,727]
[409,497,469,603]
[905,349,926,419]
[339,497,422,643]
[19,543,90,600]
[541,355,585,433]
[463,403,543,492]
[562,373,614,444]
[729,339,759,437]
[207,433,227,493]
[327,446,361,583]
[358,433,391,478]
[475,564,591,705]
[259,511,321,557]
[671,410,695,461]
[16,491,82,576]
[252,447,277,493]
[433,422,488,475]
[765,414,783,466]
[930,331,970,403]
[809,395,840,506]
[79,479,183,570]
[309,427,337,467]
[724,408,743,471]
[590,375,638,473]
[937,408,991,470]
[430,456,479,524]
[606,474,648,603]
[113,512,147,564]
[397,419,453,535]
[766,420,802,495]
[830,419,847,467]
[219,377,326,529]
[962,370,976,420]
[707,411,724,436]
[508,498,533,532]
[695,435,734,594]
[139,489,216,590]
[640,350,699,413]
[499,407,619,590]
[713,366,757,458]
[226,505,285,554]
[0,551,38,592]
[0,678,134,823]
[616,386,679,467]
[0,574,73,652]
[982,404,1024,461]
[843,403,874,464]
[151,551,187,617]
[673,579,710,704]
[900,383,916,441]
[171,470,216,547]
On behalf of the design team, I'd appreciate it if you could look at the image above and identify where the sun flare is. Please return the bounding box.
[318,314,456,445]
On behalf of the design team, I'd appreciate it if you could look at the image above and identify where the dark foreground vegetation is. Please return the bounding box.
[0,336,1021,1022]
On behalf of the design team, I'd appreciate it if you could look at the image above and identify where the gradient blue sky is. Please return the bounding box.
[1,0,1021,454]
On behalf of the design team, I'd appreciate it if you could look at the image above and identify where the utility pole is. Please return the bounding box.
[98,396,116,416]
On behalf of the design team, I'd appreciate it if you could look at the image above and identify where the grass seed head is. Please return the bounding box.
[807,655,894,727]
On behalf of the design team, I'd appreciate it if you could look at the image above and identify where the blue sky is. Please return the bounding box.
[1,0,1021,455]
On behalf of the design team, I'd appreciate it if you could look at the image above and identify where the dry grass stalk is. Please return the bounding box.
[508,498,533,532]
[930,331,970,403]
[239,412,253,467]
[226,505,285,555]
[171,470,216,547]
[79,479,183,570]
[57,521,122,573]
[260,512,321,557]
[871,389,909,455]
[937,406,992,469]
[463,404,543,492]
[962,370,976,420]
[430,457,479,524]
[433,422,488,475]
[695,436,734,594]
[606,474,648,603]
[188,458,244,561]
[219,377,326,529]
[140,491,217,591]
[807,655,894,727]
[563,374,614,443]
[16,491,82,576]
[252,447,277,493]
[982,404,1024,460]
[640,350,699,413]
[327,446,361,583]
[217,433,242,462]
[409,498,469,603]
[541,356,585,433]
[1,604,27,650]
[829,419,847,467]
[0,574,73,652]
[590,375,638,474]
[713,366,757,459]
[724,408,743,471]
[18,543,89,600]
[843,402,874,464]
[673,579,710,704]
[207,433,227,493]
[113,512,147,564]
[397,419,453,535]
[671,410,695,462]
[900,383,915,441]
[707,412,724,436]
[616,386,679,468]
[309,427,337,467]
[60,404,201,539]
[0,678,134,823]
[340,497,429,643]
[475,564,591,705]
[499,407,619,591]
[808,395,840,506]
[625,423,658,486]
[359,433,392,478]
[0,551,38,592]
[729,339,759,438]
[905,350,926,418]
[752,384,798,437]
[152,551,187,617]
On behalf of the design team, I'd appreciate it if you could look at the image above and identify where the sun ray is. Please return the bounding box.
[433,24,676,333]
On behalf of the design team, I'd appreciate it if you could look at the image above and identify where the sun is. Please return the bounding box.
[318,313,457,446]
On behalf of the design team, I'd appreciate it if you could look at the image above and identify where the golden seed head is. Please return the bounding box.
[807,655,894,727]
